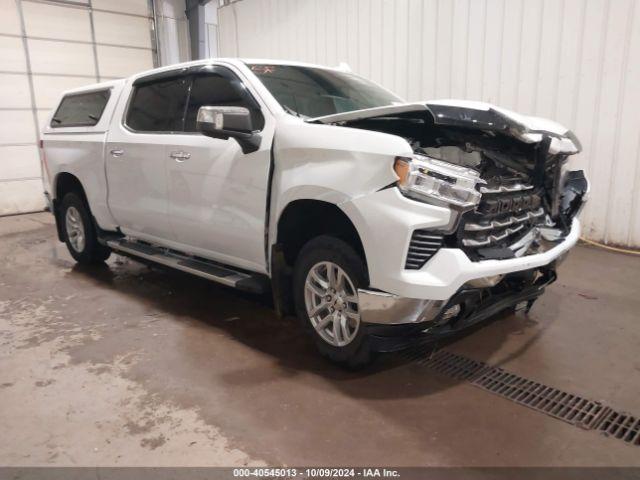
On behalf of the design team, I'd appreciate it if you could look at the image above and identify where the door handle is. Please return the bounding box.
[170,151,191,161]
[110,149,124,157]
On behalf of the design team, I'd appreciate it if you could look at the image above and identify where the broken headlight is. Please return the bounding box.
[560,169,589,219]
[394,154,484,209]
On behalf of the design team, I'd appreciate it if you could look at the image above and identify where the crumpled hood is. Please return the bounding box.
[307,99,582,155]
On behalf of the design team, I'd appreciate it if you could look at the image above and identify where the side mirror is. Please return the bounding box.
[196,106,261,154]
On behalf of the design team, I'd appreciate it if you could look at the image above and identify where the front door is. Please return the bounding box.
[165,69,273,273]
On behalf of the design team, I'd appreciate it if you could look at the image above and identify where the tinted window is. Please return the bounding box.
[51,90,110,128]
[248,64,401,118]
[184,73,264,132]
[126,77,189,132]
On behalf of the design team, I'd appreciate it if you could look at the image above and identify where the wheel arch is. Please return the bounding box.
[270,198,368,317]
[277,199,368,269]
[52,172,90,242]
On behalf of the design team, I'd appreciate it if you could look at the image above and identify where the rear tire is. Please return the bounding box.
[60,192,111,264]
[293,235,374,368]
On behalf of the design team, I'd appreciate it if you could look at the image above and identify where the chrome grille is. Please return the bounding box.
[405,230,444,269]
[464,207,544,233]
[462,208,545,247]
[459,186,546,258]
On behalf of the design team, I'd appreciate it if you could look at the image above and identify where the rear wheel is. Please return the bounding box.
[293,236,374,368]
[60,192,110,264]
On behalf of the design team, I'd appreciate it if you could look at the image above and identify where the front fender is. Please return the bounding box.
[269,119,413,247]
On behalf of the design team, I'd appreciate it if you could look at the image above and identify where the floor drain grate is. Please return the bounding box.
[600,412,640,446]
[472,367,611,430]
[418,349,489,381]
[409,348,639,447]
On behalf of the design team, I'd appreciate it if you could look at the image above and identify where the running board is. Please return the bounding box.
[106,239,268,294]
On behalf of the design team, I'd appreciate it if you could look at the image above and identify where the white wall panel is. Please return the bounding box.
[0,111,36,145]
[219,0,640,247]
[93,0,149,16]
[97,45,154,78]
[0,180,45,215]
[0,146,40,180]
[0,36,27,72]
[0,0,21,35]
[22,2,92,42]
[93,11,152,48]
[0,74,31,109]
[28,39,95,76]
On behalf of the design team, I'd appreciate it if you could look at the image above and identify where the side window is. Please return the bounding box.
[184,73,264,132]
[51,90,110,128]
[126,77,189,132]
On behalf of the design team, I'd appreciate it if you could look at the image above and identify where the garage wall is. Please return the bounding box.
[0,0,157,216]
[218,0,640,248]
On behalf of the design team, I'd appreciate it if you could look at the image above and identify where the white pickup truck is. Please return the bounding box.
[41,59,588,367]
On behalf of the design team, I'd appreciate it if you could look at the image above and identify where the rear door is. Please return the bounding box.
[105,74,189,242]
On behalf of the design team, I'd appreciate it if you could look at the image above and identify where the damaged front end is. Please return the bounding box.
[311,101,589,348]
[311,100,589,262]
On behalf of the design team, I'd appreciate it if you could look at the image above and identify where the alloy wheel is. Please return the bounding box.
[65,206,85,253]
[304,261,360,347]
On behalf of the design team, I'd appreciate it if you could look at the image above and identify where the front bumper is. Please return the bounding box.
[362,267,557,352]
[357,216,580,326]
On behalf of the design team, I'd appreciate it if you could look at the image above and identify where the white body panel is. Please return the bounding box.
[268,116,413,240]
[105,108,174,240]
[42,80,126,232]
[163,133,271,272]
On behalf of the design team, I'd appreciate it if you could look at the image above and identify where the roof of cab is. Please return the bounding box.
[59,58,346,97]
[125,57,347,81]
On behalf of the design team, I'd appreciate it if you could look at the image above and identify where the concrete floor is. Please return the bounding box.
[0,212,639,467]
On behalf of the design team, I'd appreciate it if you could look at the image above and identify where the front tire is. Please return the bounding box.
[60,192,110,264]
[293,235,374,368]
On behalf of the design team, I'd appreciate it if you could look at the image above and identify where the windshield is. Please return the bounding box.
[247,63,402,119]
